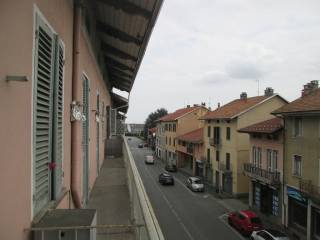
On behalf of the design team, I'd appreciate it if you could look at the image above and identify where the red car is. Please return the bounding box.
[228,210,263,236]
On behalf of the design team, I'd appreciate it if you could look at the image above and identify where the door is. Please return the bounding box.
[223,173,233,194]
[33,15,65,216]
[82,75,89,206]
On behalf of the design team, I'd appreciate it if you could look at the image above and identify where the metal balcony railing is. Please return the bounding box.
[299,179,320,199]
[243,163,281,185]
[209,138,221,147]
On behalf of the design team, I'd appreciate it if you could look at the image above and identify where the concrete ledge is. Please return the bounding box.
[123,136,164,240]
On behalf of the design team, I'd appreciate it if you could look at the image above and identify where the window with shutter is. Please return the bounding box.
[82,75,90,206]
[33,15,55,216]
[96,93,100,175]
[52,39,64,199]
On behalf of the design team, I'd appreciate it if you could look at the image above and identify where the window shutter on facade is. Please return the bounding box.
[52,39,64,199]
[33,16,55,215]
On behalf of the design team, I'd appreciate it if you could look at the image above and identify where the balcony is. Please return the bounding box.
[29,136,164,240]
[299,179,320,201]
[186,145,193,154]
[209,138,221,148]
[243,163,281,185]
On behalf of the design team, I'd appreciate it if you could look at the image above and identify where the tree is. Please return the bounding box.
[143,108,168,139]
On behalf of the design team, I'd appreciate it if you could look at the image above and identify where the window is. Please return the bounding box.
[226,127,231,140]
[216,150,220,162]
[166,136,167,144]
[293,155,302,177]
[207,126,211,138]
[226,153,230,170]
[169,137,171,145]
[207,149,211,163]
[253,147,262,167]
[293,118,302,137]
[173,124,176,132]
[169,124,171,131]
[173,138,175,146]
[33,14,65,215]
[267,149,277,171]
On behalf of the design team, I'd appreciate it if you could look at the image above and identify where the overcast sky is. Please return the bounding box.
[126,0,320,123]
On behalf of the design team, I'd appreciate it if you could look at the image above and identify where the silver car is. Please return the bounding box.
[186,177,204,192]
[251,229,290,240]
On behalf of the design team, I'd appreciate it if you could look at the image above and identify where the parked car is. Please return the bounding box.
[159,172,174,185]
[165,164,177,172]
[228,210,263,236]
[251,229,289,240]
[186,177,204,192]
[138,143,143,148]
[128,138,132,140]
[145,155,154,164]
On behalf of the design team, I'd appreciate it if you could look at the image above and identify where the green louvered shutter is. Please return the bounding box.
[52,39,64,199]
[82,76,89,206]
[33,16,55,215]
[96,94,100,175]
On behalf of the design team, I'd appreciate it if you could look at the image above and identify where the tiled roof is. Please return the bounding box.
[201,96,269,120]
[158,106,199,122]
[273,88,320,114]
[177,128,203,144]
[238,117,283,134]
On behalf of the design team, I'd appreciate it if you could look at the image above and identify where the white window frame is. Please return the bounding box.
[292,155,302,177]
[293,118,302,137]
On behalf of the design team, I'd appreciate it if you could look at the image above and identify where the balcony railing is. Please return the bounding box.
[209,138,221,148]
[186,145,193,154]
[299,179,320,200]
[243,163,281,185]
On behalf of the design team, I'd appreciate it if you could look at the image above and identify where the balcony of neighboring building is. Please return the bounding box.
[299,179,320,203]
[243,163,281,186]
[209,137,221,148]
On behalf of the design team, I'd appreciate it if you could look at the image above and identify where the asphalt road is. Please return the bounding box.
[127,137,245,240]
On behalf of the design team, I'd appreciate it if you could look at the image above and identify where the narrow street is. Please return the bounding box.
[127,137,245,240]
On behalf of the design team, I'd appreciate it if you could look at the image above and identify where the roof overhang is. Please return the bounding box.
[87,0,163,93]
[111,93,129,113]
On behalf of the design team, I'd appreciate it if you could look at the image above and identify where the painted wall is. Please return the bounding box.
[284,116,320,188]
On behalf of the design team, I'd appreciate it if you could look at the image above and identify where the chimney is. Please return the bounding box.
[217,102,221,108]
[187,104,190,108]
[240,92,247,100]
[201,102,206,107]
[301,80,319,97]
[264,87,274,97]
[193,104,199,107]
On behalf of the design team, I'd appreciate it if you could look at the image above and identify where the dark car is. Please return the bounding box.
[158,173,174,185]
[165,164,177,172]
[228,210,263,236]
[138,143,143,148]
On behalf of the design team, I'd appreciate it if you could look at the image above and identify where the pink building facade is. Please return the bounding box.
[0,0,162,239]
[239,118,284,224]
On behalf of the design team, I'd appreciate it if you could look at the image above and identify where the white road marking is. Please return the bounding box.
[218,214,247,240]
[142,163,195,240]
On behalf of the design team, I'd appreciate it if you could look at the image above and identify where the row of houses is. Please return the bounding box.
[153,81,320,240]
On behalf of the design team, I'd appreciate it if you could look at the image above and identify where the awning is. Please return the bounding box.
[88,0,164,93]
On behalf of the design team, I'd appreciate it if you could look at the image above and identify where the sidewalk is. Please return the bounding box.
[87,157,135,240]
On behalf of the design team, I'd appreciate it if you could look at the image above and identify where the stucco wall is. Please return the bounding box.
[284,116,320,188]
[0,1,111,239]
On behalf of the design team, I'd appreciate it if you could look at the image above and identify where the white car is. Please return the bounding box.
[251,229,290,240]
[145,155,154,164]
[186,177,204,192]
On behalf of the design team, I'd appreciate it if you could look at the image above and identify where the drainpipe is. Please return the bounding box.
[71,0,82,208]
